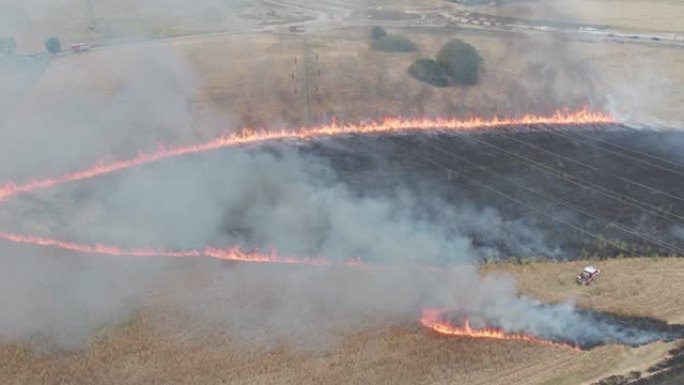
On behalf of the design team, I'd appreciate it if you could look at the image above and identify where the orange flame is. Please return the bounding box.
[0,231,365,265]
[421,308,580,350]
[0,110,607,349]
[204,247,365,266]
[0,231,202,257]
[0,109,613,201]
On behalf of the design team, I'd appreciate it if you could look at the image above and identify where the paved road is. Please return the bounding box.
[19,2,681,61]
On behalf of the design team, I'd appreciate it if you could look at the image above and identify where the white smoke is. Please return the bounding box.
[0,0,679,352]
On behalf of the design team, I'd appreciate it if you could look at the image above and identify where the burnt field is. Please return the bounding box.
[438,306,684,350]
[595,343,684,385]
[2,122,683,385]
[297,123,684,262]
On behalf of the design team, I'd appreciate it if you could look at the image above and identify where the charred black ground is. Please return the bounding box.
[294,123,684,261]
[594,343,684,385]
[440,307,684,350]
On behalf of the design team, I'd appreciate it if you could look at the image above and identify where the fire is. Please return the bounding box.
[0,110,609,349]
[0,109,612,202]
[204,247,365,266]
[0,231,202,257]
[0,231,366,265]
[421,308,580,350]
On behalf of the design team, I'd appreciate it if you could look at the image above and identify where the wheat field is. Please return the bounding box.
[2,257,682,385]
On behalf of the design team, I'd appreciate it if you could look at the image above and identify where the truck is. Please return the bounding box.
[71,43,91,53]
[576,265,601,285]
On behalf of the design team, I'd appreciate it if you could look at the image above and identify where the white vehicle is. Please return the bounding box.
[576,265,601,285]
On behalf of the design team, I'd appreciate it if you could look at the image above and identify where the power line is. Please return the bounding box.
[85,0,96,30]
[412,135,684,256]
[445,130,684,226]
[568,128,684,170]
[547,129,684,178]
[374,136,635,256]
[494,130,684,205]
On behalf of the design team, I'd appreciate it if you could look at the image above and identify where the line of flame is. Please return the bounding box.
[420,308,580,351]
[0,109,613,201]
[0,228,582,348]
[0,110,610,349]
[0,231,366,265]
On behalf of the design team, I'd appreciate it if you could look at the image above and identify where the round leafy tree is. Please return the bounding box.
[408,58,449,87]
[436,39,483,85]
[44,37,61,54]
[371,26,387,40]
[373,35,417,52]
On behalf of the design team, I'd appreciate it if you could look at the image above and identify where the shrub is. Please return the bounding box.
[436,38,483,85]
[371,26,387,40]
[373,35,417,52]
[44,37,61,54]
[408,58,449,87]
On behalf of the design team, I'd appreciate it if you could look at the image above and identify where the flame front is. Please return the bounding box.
[0,231,365,265]
[0,110,609,350]
[421,308,580,350]
[0,109,613,202]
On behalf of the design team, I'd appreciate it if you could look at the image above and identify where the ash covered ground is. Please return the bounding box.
[439,306,684,349]
[2,122,683,354]
[297,123,684,261]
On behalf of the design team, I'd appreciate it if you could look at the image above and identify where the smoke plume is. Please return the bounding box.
[0,0,681,352]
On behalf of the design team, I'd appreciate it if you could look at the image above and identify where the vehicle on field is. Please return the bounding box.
[576,265,601,285]
[71,43,91,53]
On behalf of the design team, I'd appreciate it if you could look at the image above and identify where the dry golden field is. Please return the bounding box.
[480,0,684,32]
[5,29,684,385]
[3,1,684,385]
[1,257,682,385]
[20,29,684,137]
[483,258,684,324]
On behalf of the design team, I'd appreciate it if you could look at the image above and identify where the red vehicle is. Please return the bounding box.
[576,266,601,285]
[71,43,91,53]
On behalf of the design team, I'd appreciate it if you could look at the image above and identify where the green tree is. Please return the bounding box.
[436,39,483,85]
[44,37,61,54]
[371,26,387,40]
[408,58,449,87]
[372,35,417,52]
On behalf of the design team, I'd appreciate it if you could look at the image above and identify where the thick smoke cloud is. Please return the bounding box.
[0,146,484,348]
[456,275,670,347]
[0,0,679,352]
[0,45,204,183]
[0,145,666,350]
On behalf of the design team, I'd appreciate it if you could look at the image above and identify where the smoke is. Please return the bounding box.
[0,0,680,353]
[0,143,668,350]
[0,245,165,350]
[0,15,215,349]
[454,275,670,347]
[0,45,206,182]
[0,145,485,348]
[494,34,603,114]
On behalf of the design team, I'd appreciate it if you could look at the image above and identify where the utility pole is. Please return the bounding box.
[301,39,312,126]
[85,0,96,31]
[293,38,320,126]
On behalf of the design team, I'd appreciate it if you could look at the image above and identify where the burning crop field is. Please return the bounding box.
[0,110,682,360]
[2,0,684,384]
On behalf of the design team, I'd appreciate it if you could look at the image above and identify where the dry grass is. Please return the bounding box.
[480,0,684,32]
[1,257,682,385]
[186,30,684,125]
[483,257,684,324]
[4,3,684,384]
